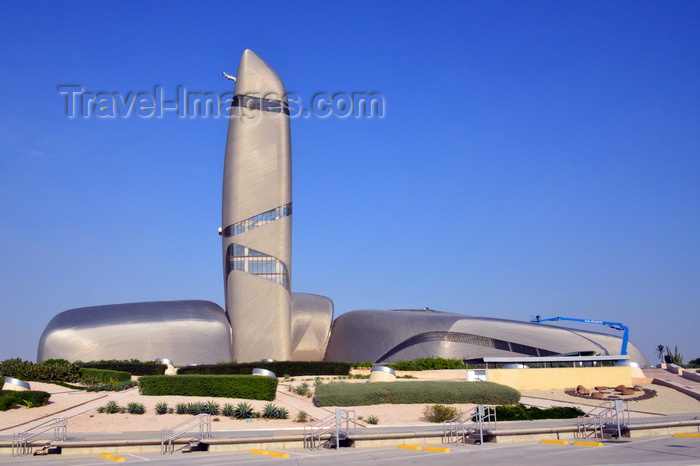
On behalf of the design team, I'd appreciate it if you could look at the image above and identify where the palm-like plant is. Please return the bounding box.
[656,344,666,363]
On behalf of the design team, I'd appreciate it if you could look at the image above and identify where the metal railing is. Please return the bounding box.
[443,405,496,446]
[576,400,630,440]
[304,409,357,450]
[12,416,67,457]
[160,413,212,454]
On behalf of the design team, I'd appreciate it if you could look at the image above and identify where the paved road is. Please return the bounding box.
[2,435,700,465]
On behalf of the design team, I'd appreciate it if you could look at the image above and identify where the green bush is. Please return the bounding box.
[138,375,277,400]
[0,358,81,383]
[176,403,187,415]
[86,381,138,392]
[495,404,585,421]
[102,400,120,414]
[155,402,168,415]
[222,403,235,417]
[387,358,464,371]
[423,404,460,422]
[78,360,166,376]
[0,390,51,411]
[178,361,351,377]
[687,358,700,369]
[233,402,254,419]
[127,402,145,414]
[80,368,131,385]
[315,381,520,406]
[366,414,379,425]
[296,410,309,423]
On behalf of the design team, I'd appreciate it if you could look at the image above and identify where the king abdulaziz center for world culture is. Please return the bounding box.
[37,50,650,368]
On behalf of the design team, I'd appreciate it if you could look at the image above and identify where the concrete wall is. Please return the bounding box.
[487,366,633,390]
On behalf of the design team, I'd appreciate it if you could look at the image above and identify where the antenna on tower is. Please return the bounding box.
[222,72,236,82]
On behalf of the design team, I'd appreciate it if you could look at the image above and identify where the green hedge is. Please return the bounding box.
[80,368,131,385]
[315,381,520,406]
[495,404,585,421]
[138,375,277,400]
[178,361,350,377]
[0,358,81,383]
[78,361,167,376]
[0,390,51,411]
[386,358,465,371]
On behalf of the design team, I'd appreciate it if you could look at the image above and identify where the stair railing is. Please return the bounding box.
[303,409,357,450]
[443,405,496,446]
[12,416,67,457]
[160,413,212,454]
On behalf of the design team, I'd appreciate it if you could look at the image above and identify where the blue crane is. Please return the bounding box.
[530,315,630,356]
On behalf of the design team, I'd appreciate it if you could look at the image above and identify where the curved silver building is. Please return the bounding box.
[290,292,334,361]
[222,50,293,362]
[36,49,650,368]
[37,301,233,365]
[324,309,649,366]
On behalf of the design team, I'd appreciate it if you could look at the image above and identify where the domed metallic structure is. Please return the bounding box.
[36,50,649,368]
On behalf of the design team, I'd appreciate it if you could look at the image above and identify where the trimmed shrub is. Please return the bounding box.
[495,404,585,421]
[86,381,138,392]
[423,404,460,423]
[315,381,520,407]
[0,358,81,383]
[138,375,277,400]
[78,360,167,376]
[0,390,51,411]
[178,361,350,377]
[80,368,131,385]
[387,358,464,371]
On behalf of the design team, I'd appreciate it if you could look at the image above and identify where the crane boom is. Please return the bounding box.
[530,315,629,356]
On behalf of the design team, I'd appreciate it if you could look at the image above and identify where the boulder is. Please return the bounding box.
[591,392,605,400]
[578,388,591,395]
[622,388,635,395]
[633,385,644,392]
[576,385,589,394]
[594,386,608,391]
[615,385,627,392]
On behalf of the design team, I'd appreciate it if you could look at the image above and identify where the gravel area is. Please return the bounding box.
[521,384,700,415]
[4,379,700,434]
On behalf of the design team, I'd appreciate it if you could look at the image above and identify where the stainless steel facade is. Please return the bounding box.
[222,50,293,362]
[36,50,650,368]
[290,292,334,361]
[324,309,649,366]
[37,301,233,365]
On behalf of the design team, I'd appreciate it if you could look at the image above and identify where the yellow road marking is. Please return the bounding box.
[398,444,423,450]
[249,449,290,458]
[572,441,603,447]
[424,446,451,452]
[98,452,126,462]
[540,439,569,445]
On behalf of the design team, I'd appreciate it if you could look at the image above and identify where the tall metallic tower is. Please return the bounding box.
[222,50,292,362]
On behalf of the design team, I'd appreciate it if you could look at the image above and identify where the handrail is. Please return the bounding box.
[12,417,67,457]
[303,409,357,450]
[161,414,212,454]
[443,405,496,446]
[576,399,631,440]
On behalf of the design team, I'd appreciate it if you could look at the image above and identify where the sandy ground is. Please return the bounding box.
[521,384,700,415]
[3,378,700,434]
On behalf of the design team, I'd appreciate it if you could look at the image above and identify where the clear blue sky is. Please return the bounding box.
[1,1,698,364]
